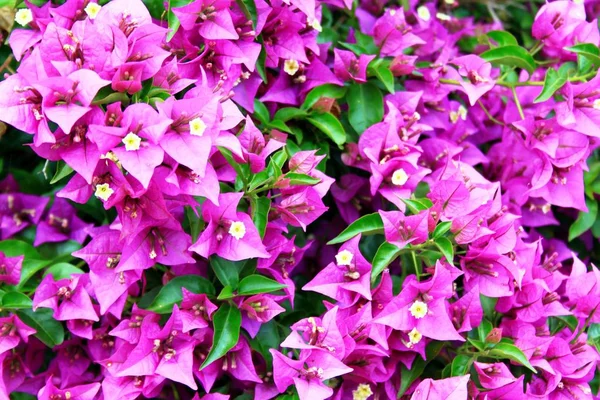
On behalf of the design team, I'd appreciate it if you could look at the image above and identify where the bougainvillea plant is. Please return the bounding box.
[1,0,600,399]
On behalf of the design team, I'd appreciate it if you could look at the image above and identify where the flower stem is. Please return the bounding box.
[511,86,525,120]
[477,100,504,126]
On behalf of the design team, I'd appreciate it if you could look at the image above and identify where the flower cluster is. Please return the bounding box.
[0,0,599,399]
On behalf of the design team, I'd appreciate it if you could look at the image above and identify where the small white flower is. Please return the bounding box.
[189,117,207,136]
[309,18,322,32]
[352,383,373,400]
[593,99,600,110]
[84,2,102,20]
[449,105,468,123]
[94,183,114,201]
[408,327,423,344]
[284,59,300,76]
[229,221,246,240]
[391,168,409,186]
[436,12,451,21]
[122,132,141,151]
[15,9,33,26]
[335,249,354,266]
[409,300,428,319]
[417,6,431,21]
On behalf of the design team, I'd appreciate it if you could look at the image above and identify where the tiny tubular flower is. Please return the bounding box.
[309,19,322,32]
[15,9,33,26]
[593,99,600,110]
[335,249,354,266]
[229,221,246,240]
[449,105,468,123]
[352,383,373,400]
[84,2,102,19]
[122,132,142,151]
[391,168,409,186]
[408,327,423,344]
[189,117,206,136]
[417,6,431,21]
[409,300,428,319]
[94,183,114,201]
[436,12,451,21]
[284,59,300,76]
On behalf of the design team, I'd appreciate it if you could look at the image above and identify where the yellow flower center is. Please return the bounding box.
[335,249,354,266]
[122,132,141,151]
[284,59,300,76]
[84,3,102,20]
[352,383,373,400]
[189,117,207,136]
[15,9,33,26]
[408,327,423,344]
[229,221,246,240]
[409,300,428,319]
[417,6,431,21]
[94,183,114,201]
[449,105,467,123]
[391,168,409,186]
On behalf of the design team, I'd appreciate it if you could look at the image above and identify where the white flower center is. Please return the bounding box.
[189,117,206,136]
[94,183,114,201]
[436,12,451,21]
[409,300,428,319]
[15,9,33,26]
[122,132,141,151]
[391,169,409,186]
[335,249,354,266]
[309,19,322,32]
[417,6,431,21]
[593,99,600,110]
[229,221,246,240]
[450,105,468,123]
[284,59,300,76]
[84,3,102,19]
[408,327,423,344]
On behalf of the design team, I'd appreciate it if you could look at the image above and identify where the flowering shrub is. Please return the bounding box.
[0,0,600,399]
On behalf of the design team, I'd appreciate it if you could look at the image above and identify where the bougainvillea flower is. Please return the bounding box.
[0,252,23,286]
[33,274,99,322]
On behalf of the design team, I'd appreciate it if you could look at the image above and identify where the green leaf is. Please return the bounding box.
[166,0,194,41]
[0,240,40,259]
[146,275,215,313]
[480,45,536,75]
[251,197,271,239]
[201,303,242,369]
[248,169,270,192]
[250,320,280,368]
[50,162,74,184]
[369,61,395,93]
[236,0,258,28]
[327,213,384,245]
[478,319,494,341]
[451,354,472,376]
[534,67,569,103]
[302,84,348,110]
[370,242,401,284]
[554,315,579,331]
[217,285,235,300]
[565,43,600,68]
[185,205,204,242]
[17,308,64,348]
[487,30,519,47]
[284,173,321,186]
[468,338,486,352]
[1,292,32,310]
[480,294,498,321]
[432,221,453,239]
[346,83,384,133]
[238,274,287,296]
[397,340,445,397]
[210,256,244,289]
[273,107,308,122]
[268,119,293,134]
[43,262,85,280]
[435,237,454,263]
[402,198,433,214]
[306,113,346,146]
[218,147,248,184]
[569,198,598,241]
[253,100,271,124]
[488,343,536,373]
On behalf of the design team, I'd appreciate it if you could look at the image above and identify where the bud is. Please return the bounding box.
[485,328,502,344]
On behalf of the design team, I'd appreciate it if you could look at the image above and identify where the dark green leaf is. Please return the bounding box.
[250,320,280,368]
[554,315,579,331]
[166,0,194,41]
[370,242,401,284]
[306,113,346,146]
[480,294,498,321]
[248,169,270,192]
[468,338,486,352]
[478,319,494,341]
[268,119,293,134]
[251,197,271,239]
[480,45,536,75]
[17,308,64,347]
[347,83,384,133]
[201,303,241,369]
[451,354,472,376]
[253,100,270,124]
[217,285,235,300]
[146,275,215,313]
[488,343,536,372]
[238,275,286,296]
[327,213,384,245]
[210,257,244,289]
[534,67,569,103]
[435,237,454,263]
[487,30,519,47]
[236,0,258,28]
[1,292,32,310]
[185,205,204,242]
[273,107,308,122]
[302,84,347,110]
[569,198,598,241]
[369,61,395,93]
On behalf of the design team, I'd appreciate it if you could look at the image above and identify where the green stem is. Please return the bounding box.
[511,86,525,120]
[477,100,504,126]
